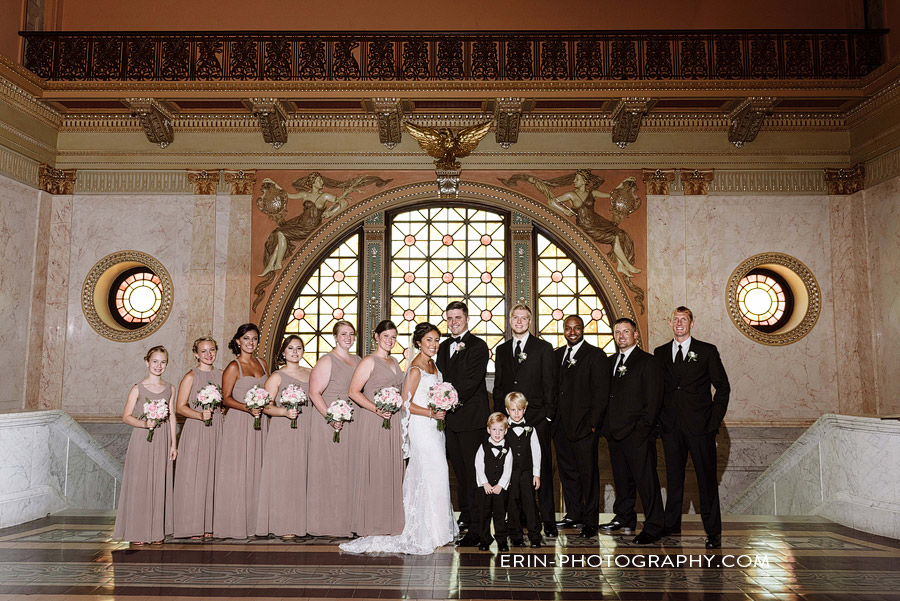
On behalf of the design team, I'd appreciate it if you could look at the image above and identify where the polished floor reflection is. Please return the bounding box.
[1,511,899,600]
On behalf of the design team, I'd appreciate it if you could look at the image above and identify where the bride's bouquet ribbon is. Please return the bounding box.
[426,382,459,432]
[140,398,169,442]
[244,385,270,430]
[279,383,309,429]
[374,386,402,429]
[325,399,353,442]
[194,383,222,426]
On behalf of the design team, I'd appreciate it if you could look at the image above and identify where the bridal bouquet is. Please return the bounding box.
[325,399,354,443]
[244,385,270,430]
[140,399,169,442]
[279,384,309,429]
[426,382,459,431]
[373,386,402,429]
[194,383,222,426]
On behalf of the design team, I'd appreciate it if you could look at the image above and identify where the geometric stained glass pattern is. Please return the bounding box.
[737,268,788,327]
[282,234,360,368]
[114,270,162,324]
[535,232,615,354]
[389,207,507,370]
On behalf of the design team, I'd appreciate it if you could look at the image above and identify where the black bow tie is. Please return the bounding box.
[490,442,504,449]
[510,421,525,427]
[451,336,461,344]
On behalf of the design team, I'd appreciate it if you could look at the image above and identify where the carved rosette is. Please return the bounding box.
[187,169,220,195]
[680,169,715,195]
[126,98,175,148]
[611,98,651,148]
[38,164,77,194]
[224,169,257,195]
[824,163,865,195]
[728,97,777,148]
[641,168,675,195]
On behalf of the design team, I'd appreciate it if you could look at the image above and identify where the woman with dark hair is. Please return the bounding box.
[173,337,222,539]
[256,335,312,539]
[212,323,268,539]
[347,319,405,536]
[306,320,361,537]
[340,322,458,554]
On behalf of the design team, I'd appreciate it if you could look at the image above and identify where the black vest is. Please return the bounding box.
[506,423,534,473]
[481,440,507,486]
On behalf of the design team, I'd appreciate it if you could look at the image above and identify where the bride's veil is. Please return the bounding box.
[399,330,417,459]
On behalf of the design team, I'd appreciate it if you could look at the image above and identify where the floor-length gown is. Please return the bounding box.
[212,357,267,539]
[173,367,223,538]
[349,357,405,536]
[256,371,310,536]
[307,352,361,537]
[113,382,175,543]
[340,366,458,554]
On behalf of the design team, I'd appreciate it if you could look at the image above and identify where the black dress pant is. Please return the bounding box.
[533,419,556,524]
[607,429,664,536]
[506,470,542,542]
[446,428,483,524]
[473,487,509,545]
[661,427,721,535]
[553,427,600,528]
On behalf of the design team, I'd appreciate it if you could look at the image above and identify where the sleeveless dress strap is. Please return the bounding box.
[235,360,244,378]
[256,356,268,375]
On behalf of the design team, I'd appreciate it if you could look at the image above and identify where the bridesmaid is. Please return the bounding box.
[212,323,268,539]
[256,335,312,539]
[348,319,405,536]
[307,320,361,537]
[173,337,222,540]
[113,346,177,545]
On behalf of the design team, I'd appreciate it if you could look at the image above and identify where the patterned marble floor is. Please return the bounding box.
[0,511,898,601]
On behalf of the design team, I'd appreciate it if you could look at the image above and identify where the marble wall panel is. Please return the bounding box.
[774,446,822,514]
[646,195,687,346]
[185,196,217,363]
[222,195,252,348]
[63,441,117,509]
[25,193,51,410]
[213,195,231,355]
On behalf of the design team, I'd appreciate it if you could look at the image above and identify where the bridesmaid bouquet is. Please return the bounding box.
[195,383,222,426]
[140,399,169,442]
[244,385,270,430]
[426,382,459,431]
[325,399,353,443]
[374,386,402,429]
[279,384,309,429]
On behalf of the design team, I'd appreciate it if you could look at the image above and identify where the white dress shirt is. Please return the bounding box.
[671,336,692,362]
[511,332,530,358]
[561,340,584,365]
[614,344,637,374]
[450,330,468,356]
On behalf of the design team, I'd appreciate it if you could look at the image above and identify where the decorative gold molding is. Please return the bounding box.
[727,97,777,148]
[680,168,715,195]
[75,170,193,194]
[126,98,175,148]
[187,169,220,195]
[38,164,76,194]
[865,147,900,188]
[0,146,41,187]
[368,98,404,149]
[824,163,866,195]
[611,97,652,148]
[224,169,257,195]
[492,98,531,149]
[707,170,826,194]
[642,168,676,195]
[0,69,63,129]
[249,98,289,149]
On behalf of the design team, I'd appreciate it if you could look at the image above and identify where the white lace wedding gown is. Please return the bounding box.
[339,366,459,554]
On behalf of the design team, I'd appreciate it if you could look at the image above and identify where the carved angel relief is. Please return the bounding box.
[500,170,647,314]
[252,172,392,311]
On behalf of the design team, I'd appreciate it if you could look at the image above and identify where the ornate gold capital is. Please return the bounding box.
[38,164,76,194]
[824,163,865,195]
[680,169,715,195]
[223,169,257,195]
[186,169,220,195]
[642,168,676,195]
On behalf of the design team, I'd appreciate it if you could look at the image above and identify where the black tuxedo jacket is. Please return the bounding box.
[554,341,610,441]
[602,346,663,443]
[653,338,730,436]
[492,335,557,424]
[436,331,491,432]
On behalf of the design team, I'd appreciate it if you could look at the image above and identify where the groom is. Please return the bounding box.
[436,300,490,543]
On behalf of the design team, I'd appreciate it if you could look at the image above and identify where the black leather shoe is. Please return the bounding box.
[530,539,542,548]
[632,531,662,545]
[661,527,681,536]
[457,518,469,531]
[579,525,598,538]
[599,520,634,532]
[456,533,479,547]
[497,541,509,552]
[555,517,583,529]
[478,542,491,551]
[543,523,559,537]
[509,537,524,546]
[705,534,722,549]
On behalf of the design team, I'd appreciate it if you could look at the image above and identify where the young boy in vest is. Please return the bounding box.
[473,412,513,552]
[504,392,543,548]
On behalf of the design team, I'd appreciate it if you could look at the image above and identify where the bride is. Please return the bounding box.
[340,322,459,554]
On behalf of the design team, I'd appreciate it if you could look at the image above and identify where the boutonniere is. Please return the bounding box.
[456,342,466,352]
[523,425,533,433]
[500,447,509,456]
[517,352,527,363]
[567,358,577,368]
[687,351,698,362]
[617,365,628,376]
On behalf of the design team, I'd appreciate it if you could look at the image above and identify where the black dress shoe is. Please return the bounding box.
[543,523,559,537]
[457,533,480,547]
[661,527,681,536]
[497,541,509,552]
[478,542,491,551]
[599,520,634,532]
[509,537,525,546]
[579,525,598,538]
[632,531,662,545]
[555,517,583,529]
[457,518,469,531]
[530,539,542,548]
[705,534,722,549]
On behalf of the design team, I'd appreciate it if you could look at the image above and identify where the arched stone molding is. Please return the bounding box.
[257,179,638,362]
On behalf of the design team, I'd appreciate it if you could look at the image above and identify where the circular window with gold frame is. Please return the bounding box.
[726,253,820,346]
[81,251,174,341]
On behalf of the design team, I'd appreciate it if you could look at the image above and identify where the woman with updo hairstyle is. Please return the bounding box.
[306,319,361,537]
[173,337,223,539]
[213,323,268,539]
[256,334,312,539]
[113,346,177,545]
[347,319,405,536]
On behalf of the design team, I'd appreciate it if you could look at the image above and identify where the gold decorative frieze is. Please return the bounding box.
[187,169,220,195]
[611,98,652,148]
[249,98,289,149]
[0,145,40,187]
[368,98,405,149]
[707,170,826,194]
[38,164,76,194]
[865,147,900,188]
[680,168,715,195]
[126,98,175,148]
[75,170,193,194]
[642,168,676,195]
[824,163,866,195]
[224,169,257,195]
[728,97,777,148]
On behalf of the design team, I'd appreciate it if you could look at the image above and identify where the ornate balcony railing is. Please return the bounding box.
[20,29,886,83]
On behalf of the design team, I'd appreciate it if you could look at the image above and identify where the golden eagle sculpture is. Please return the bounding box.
[404,120,493,170]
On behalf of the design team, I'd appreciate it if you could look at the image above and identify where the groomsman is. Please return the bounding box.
[493,304,559,537]
[600,317,664,544]
[553,315,610,538]
[653,306,730,549]
[436,301,490,544]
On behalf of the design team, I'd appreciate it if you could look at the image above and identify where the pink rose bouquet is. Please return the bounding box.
[426,381,459,431]
[140,398,169,442]
[243,385,270,430]
[194,383,222,426]
[279,383,309,429]
[373,386,402,429]
[325,399,353,443]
